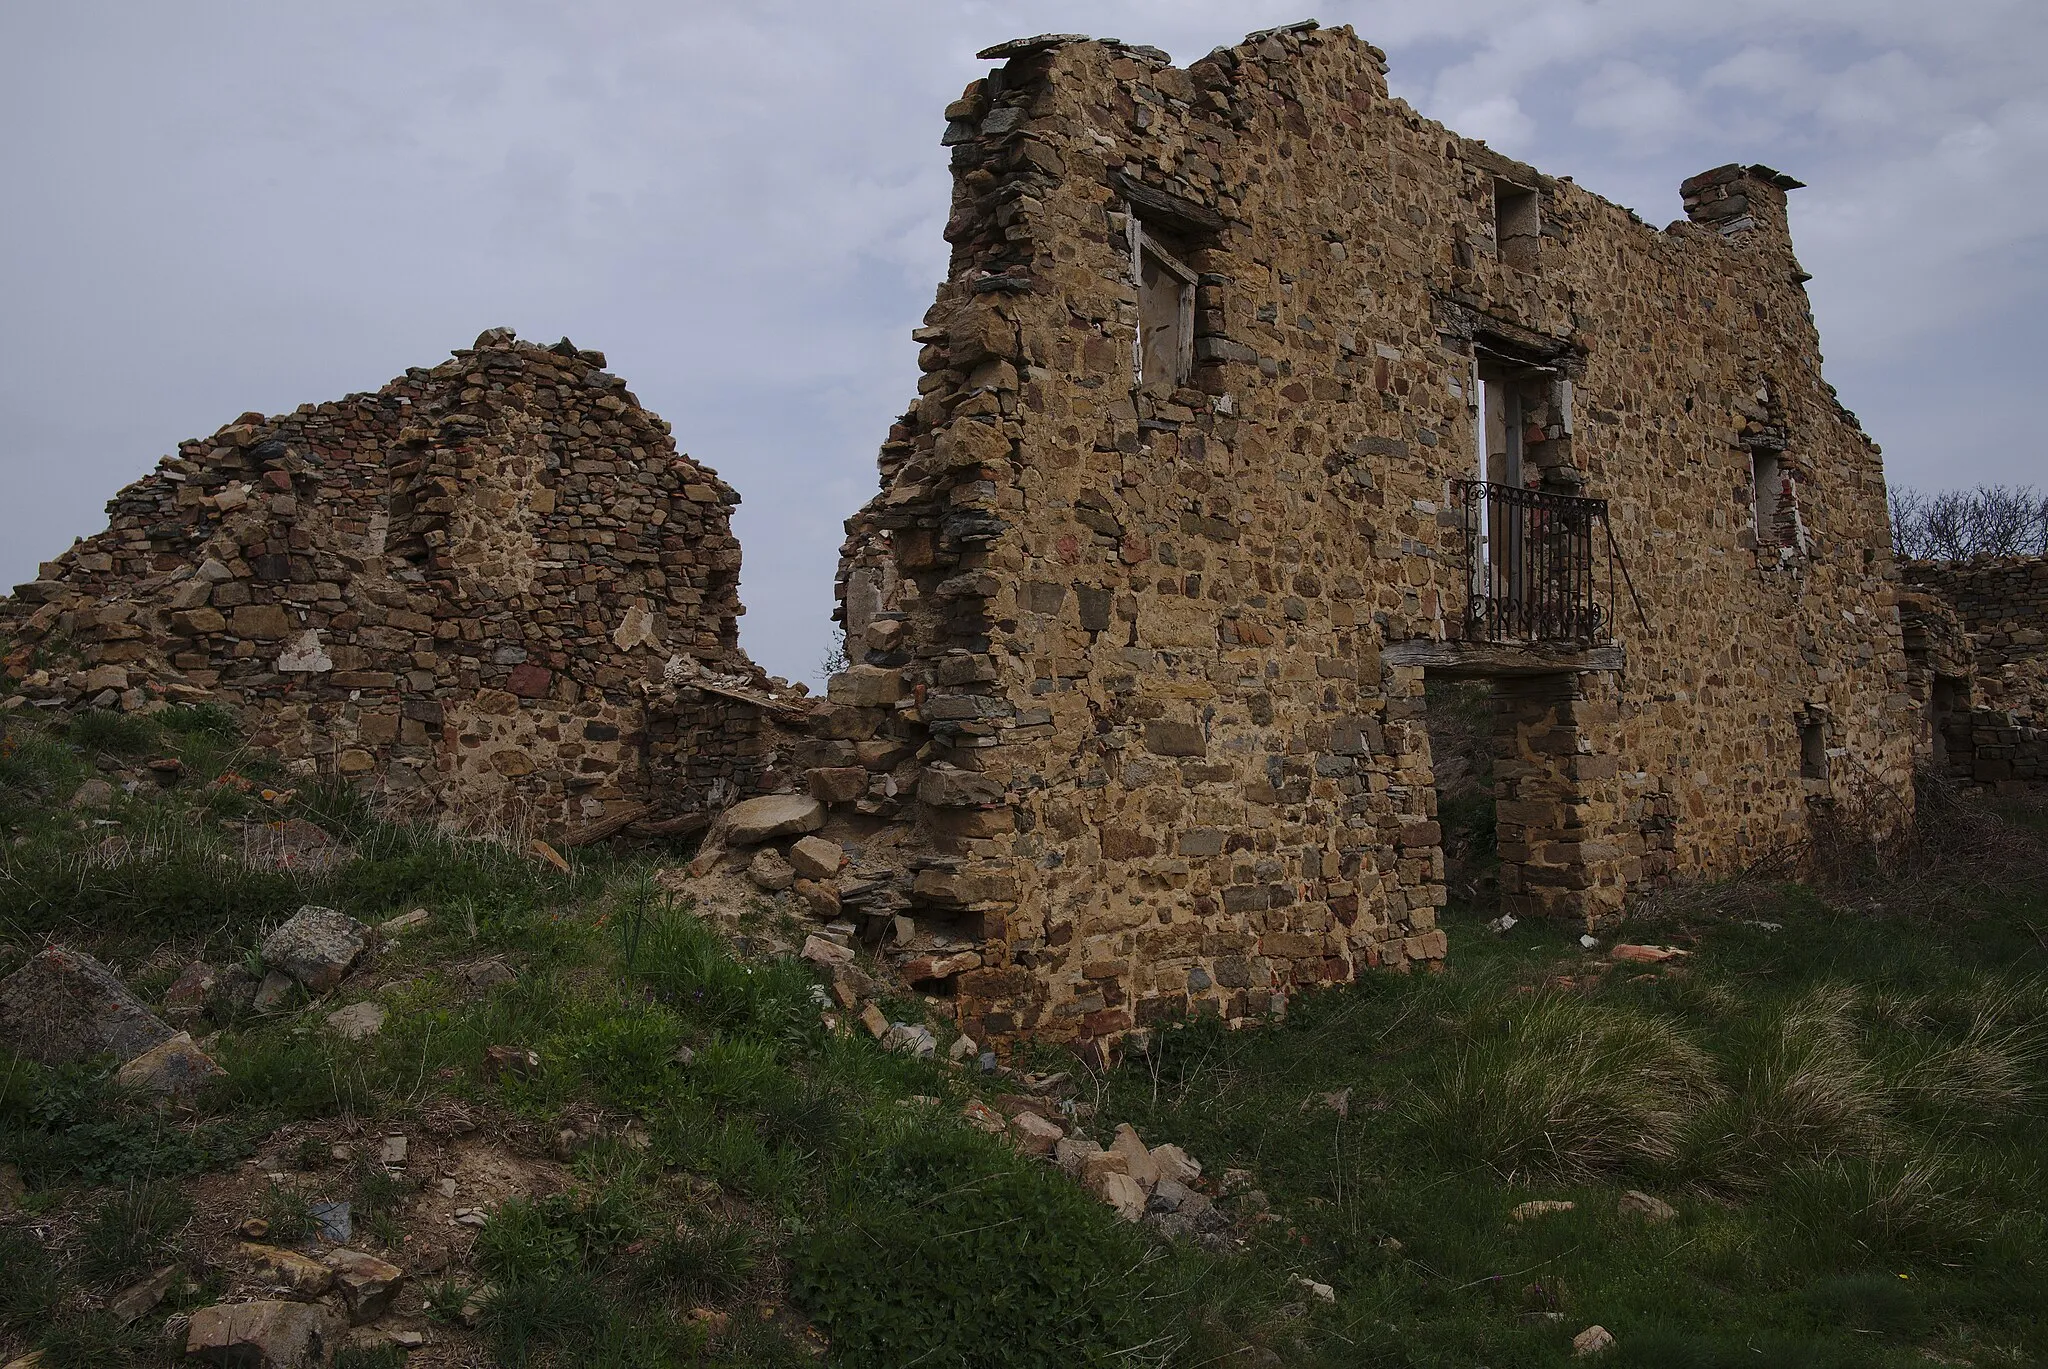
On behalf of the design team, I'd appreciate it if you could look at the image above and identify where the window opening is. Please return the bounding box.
[1495,180,1540,270]
[1130,218,1195,391]
[1752,452,1802,550]
[1799,716,1830,782]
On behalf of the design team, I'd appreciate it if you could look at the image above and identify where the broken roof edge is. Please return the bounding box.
[975,18,1333,68]
[973,26,1799,260]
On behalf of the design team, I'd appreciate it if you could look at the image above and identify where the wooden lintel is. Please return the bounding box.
[1382,639,1627,677]
[629,812,712,840]
[1113,173,1228,239]
[689,680,810,718]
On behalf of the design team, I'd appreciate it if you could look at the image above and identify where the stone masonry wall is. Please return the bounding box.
[1899,558,2048,789]
[1901,558,2048,717]
[824,24,1915,1054]
[0,329,785,835]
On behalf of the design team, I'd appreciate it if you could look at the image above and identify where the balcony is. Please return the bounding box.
[1384,480,1631,678]
[1453,479,1617,644]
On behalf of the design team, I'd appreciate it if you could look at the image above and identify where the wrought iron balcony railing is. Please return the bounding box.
[1452,479,1633,645]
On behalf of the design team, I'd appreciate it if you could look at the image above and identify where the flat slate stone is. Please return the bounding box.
[0,945,177,1067]
[186,1298,343,1367]
[718,794,825,846]
[977,33,1092,60]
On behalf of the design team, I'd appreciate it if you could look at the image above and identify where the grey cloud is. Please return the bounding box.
[2,0,2041,686]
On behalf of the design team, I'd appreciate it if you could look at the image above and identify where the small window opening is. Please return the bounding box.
[1799,717,1830,782]
[1132,219,1195,392]
[1494,180,1540,270]
[1752,452,1801,549]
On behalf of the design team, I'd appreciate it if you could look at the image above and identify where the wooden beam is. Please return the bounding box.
[560,802,654,848]
[1382,639,1626,677]
[1113,173,1228,239]
[628,811,712,840]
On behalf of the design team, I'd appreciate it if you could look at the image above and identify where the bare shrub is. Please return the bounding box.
[1800,763,2046,910]
[1890,484,2048,561]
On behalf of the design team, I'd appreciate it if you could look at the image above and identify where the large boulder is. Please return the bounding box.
[718,794,825,846]
[260,906,369,993]
[186,1299,344,1367]
[0,946,177,1067]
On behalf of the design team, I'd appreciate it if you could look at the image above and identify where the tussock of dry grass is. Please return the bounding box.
[1415,992,1725,1182]
[1689,985,1889,1192]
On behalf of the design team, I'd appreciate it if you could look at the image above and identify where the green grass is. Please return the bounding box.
[0,1225,63,1330]
[78,1181,191,1287]
[2,704,2043,1368]
[1086,849,2048,1367]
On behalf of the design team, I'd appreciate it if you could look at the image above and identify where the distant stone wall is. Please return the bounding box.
[1902,558,2048,718]
[0,329,793,834]
[1899,559,2048,790]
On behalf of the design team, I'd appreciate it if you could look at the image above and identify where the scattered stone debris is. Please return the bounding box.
[162,960,221,1019]
[186,1298,344,1368]
[1573,1324,1616,1356]
[115,1030,225,1097]
[0,944,178,1066]
[379,908,430,936]
[1619,1190,1677,1222]
[456,957,517,991]
[1610,944,1687,964]
[260,906,369,994]
[326,1002,387,1041]
[237,1242,336,1297]
[1292,1275,1337,1303]
[483,1045,540,1080]
[323,1247,405,1322]
[108,1264,181,1325]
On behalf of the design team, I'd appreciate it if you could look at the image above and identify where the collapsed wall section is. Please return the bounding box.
[0,329,789,834]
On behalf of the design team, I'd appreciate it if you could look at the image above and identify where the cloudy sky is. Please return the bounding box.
[3,1,2041,683]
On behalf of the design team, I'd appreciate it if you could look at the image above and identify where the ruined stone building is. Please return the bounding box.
[0,331,780,835]
[6,22,2032,1052]
[824,24,1918,1044]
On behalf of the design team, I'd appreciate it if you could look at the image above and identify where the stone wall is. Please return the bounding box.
[822,24,1915,1053]
[1902,558,2048,717]
[1899,559,2048,789]
[0,329,793,835]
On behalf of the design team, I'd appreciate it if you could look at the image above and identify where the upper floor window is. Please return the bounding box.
[1132,219,1195,392]
[1494,180,1540,270]
[1752,452,1805,551]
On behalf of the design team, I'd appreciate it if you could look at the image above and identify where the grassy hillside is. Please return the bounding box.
[2,705,2044,1367]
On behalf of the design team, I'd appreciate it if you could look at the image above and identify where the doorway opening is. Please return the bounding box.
[1424,676,1499,908]
[1421,666,1630,931]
